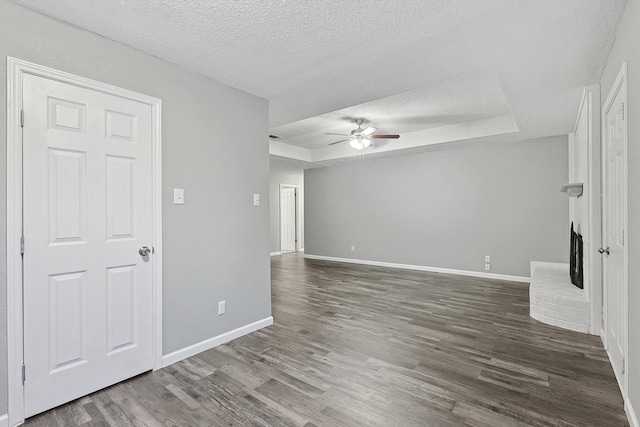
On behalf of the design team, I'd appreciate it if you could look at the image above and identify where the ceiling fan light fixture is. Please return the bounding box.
[349,138,364,150]
[328,118,399,149]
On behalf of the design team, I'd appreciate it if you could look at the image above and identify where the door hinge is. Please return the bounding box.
[623,357,626,375]
[22,365,25,384]
[20,236,24,256]
[20,109,24,128]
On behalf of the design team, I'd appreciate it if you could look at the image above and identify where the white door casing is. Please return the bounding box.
[602,62,628,394]
[280,186,296,253]
[7,58,163,424]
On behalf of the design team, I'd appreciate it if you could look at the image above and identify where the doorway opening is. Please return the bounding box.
[280,184,301,253]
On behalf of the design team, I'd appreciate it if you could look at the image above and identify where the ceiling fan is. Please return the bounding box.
[327,118,400,150]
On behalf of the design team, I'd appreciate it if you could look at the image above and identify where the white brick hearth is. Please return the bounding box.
[529,262,590,333]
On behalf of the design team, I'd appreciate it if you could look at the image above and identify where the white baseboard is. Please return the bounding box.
[270,252,281,256]
[303,254,530,283]
[161,316,273,367]
[627,398,639,427]
[0,414,7,427]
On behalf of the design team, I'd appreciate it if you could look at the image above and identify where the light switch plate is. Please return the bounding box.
[253,194,260,206]
[174,188,184,205]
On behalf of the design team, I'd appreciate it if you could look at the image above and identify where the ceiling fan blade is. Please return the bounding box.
[329,139,349,145]
[325,132,349,136]
[361,126,376,136]
[371,134,400,139]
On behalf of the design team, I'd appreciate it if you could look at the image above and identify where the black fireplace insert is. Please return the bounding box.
[570,222,584,289]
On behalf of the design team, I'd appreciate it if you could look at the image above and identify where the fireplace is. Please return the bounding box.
[570,222,584,289]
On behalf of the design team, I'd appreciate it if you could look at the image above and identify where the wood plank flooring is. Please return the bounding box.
[26,252,628,426]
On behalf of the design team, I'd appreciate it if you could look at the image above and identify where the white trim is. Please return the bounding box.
[626,398,639,427]
[601,61,628,400]
[605,343,627,397]
[6,57,163,425]
[270,252,282,256]
[572,88,588,135]
[151,89,163,371]
[586,83,602,336]
[622,61,629,400]
[6,56,25,427]
[161,317,274,367]
[304,254,530,283]
[0,414,8,427]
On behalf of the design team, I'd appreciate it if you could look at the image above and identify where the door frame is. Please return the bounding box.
[601,61,628,397]
[6,57,163,425]
[279,184,301,252]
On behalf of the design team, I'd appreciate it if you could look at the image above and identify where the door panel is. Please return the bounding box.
[602,75,627,389]
[48,149,87,244]
[106,265,137,354]
[22,73,154,417]
[48,271,87,372]
[106,156,135,240]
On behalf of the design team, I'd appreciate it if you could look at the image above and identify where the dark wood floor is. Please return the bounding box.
[26,252,627,426]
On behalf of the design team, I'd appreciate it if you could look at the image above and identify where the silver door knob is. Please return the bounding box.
[139,246,151,256]
[598,247,610,255]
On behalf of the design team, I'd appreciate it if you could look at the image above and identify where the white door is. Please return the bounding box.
[280,187,296,253]
[602,66,627,390]
[22,73,154,417]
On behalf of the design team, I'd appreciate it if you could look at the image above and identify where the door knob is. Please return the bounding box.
[139,246,151,256]
[598,247,610,255]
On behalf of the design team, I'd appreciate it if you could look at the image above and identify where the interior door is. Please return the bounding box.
[602,72,627,390]
[280,187,296,253]
[22,73,154,417]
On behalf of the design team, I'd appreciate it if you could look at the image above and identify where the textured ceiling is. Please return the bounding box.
[270,74,512,150]
[13,0,627,165]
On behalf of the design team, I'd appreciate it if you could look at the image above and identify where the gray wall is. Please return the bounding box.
[269,163,304,253]
[600,0,640,418]
[0,0,271,415]
[305,136,569,278]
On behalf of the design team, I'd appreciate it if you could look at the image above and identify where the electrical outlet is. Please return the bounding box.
[485,263,491,271]
[218,300,226,315]
[485,255,491,263]
[351,245,355,251]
